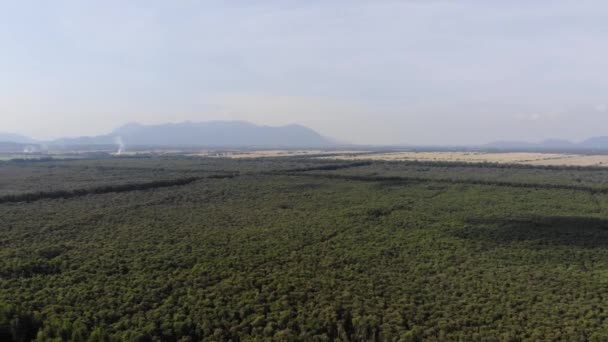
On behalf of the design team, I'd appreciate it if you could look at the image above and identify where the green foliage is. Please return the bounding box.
[2,157,608,340]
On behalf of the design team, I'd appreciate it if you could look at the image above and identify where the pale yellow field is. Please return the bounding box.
[524,155,608,167]
[193,150,369,158]
[182,149,608,167]
[321,151,608,167]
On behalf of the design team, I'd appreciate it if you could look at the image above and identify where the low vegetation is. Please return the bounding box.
[323,151,608,167]
[2,157,608,341]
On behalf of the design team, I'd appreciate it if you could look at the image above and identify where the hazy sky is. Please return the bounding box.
[2,1,608,145]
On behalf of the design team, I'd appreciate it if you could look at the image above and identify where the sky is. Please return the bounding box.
[1,1,608,145]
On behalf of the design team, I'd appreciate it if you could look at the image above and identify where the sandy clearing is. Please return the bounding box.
[320,151,608,167]
[193,150,370,158]
[524,155,608,167]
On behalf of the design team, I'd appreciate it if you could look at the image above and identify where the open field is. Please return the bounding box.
[8,149,608,167]
[322,151,608,167]
[191,150,369,158]
[0,153,104,161]
[3,156,608,340]
[0,150,369,161]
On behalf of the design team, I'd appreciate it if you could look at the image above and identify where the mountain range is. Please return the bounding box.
[5,120,608,152]
[0,132,37,144]
[0,121,334,151]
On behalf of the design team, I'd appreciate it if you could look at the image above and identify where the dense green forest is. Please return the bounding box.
[2,156,608,341]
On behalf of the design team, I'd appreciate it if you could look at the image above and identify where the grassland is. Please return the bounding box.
[192,150,369,159]
[322,151,608,167]
[2,156,608,341]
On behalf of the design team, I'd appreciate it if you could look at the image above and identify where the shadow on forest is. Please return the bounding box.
[454,216,608,248]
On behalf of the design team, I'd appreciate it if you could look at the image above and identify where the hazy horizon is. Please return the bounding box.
[2,1,608,145]
[6,119,608,147]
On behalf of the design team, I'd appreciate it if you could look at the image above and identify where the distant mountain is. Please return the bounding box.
[0,132,36,144]
[484,140,539,149]
[49,121,334,149]
[9,122,608,152]
[0,141,29,152]
[485,137,607,151]
[580,136,608,149]
[539,139,576,148]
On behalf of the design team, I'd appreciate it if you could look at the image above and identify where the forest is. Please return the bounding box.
[2,156,608,341]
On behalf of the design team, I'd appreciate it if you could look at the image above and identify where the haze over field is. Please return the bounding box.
[2,1,608,145]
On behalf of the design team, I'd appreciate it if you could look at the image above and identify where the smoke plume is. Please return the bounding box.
[114,136,125,155]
